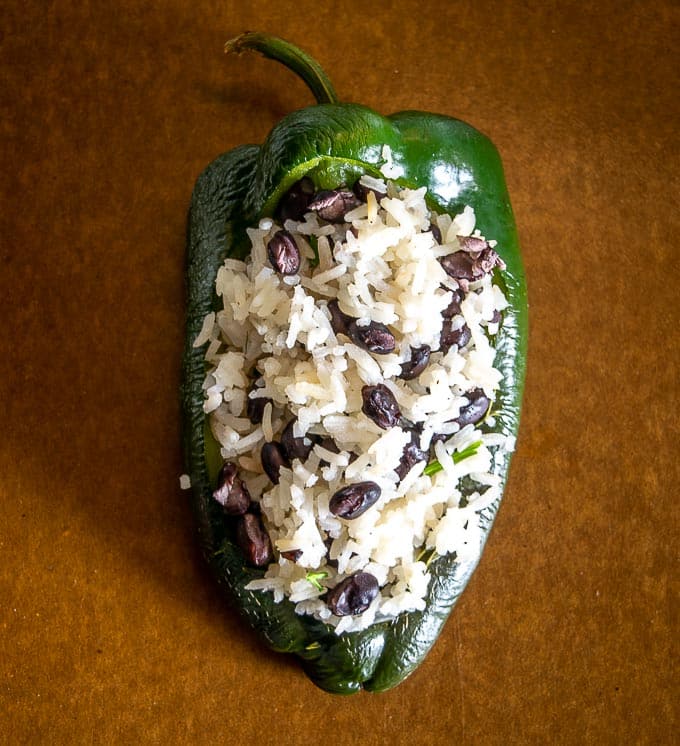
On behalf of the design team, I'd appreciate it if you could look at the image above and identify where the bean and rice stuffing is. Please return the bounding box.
[193,164,515,634]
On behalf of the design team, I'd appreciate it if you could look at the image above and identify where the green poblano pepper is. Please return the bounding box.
[182,33,528,694]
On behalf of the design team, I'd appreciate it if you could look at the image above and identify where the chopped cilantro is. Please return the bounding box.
[306,570,328,591]
[423,439,483,477]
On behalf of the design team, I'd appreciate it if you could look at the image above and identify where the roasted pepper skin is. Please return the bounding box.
[182,37,527,694]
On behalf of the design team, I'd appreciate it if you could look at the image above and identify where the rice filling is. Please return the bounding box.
[197,172,512,634]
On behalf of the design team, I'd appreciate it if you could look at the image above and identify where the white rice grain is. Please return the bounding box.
[193,312,215,347]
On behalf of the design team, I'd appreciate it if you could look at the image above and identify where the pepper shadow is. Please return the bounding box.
[197,79,321,130]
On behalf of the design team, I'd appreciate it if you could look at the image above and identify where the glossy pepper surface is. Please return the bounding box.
[181,33,528,694]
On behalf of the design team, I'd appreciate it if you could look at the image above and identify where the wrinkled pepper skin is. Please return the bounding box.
[181,36,527,694]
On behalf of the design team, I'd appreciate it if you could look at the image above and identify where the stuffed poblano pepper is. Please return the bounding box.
[181,32,527,694]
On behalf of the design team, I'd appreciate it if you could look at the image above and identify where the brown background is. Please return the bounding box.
[1,1,677,743]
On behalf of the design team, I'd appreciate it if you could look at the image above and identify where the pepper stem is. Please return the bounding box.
[225,32,339,105]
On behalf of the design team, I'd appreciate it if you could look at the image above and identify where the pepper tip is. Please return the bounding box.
[224,32,251,55]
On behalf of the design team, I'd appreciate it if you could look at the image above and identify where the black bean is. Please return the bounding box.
[236,512,273,567]
[246,379,271,424]
[326,572,379,616]
[323,537,339,569]
[329,481,381,519]
[318,436,340,454]
[361,384,401,429]
[395,430,428,481]
[352,179,386,203]
[457,235,489,253]
[441,286,465,318]
[488,309,503,326]
[455,388,490,427]
[475,246,505,273]
[427,223,442,244]
[246,500,262,516]
[440,238,504,280]
[280,549,302,562]
[440,320,471,354]
[246,394,268,425]
[260,441,289,484]
[399,345,431,380]
[327,298,354,337]
[348,320,396,354]
[212,462,251,516]
[439,251,478,281]
[308,189,362,223]
[266,230,301,275]
[275,176,315,221]
[280,419,316,462]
